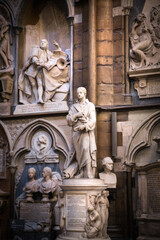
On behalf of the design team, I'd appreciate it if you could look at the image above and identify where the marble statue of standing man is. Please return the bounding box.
[66,87,97,178]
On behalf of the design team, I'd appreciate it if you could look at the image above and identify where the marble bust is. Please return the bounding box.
[39,167,58,201]
[99,157,117,188]
[23,167,38,202]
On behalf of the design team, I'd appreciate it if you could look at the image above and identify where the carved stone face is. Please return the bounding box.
[42,169,48,178]
[77,88,86,101]
[104,162,113,171]
[28,169,35,179]
[40,39,48,50]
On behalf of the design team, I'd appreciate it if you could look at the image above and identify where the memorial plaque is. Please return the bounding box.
[20,202,52,223]
[147,172,160,213]
[14,101,68,115]
[66,194,87,231]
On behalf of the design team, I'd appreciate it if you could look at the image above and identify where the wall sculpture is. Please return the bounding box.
[0,5,14,104]
[130,4,160,70]
[18,39,70,105]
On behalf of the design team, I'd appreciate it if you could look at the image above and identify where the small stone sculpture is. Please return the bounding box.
[85,205,101,238]
[85,191,110,239]
[18,39,69,104]
[64,87,97,179]
[99,157,117,188]
[39,167,59,201]
[96,190,109,238]
[23,167,38,202]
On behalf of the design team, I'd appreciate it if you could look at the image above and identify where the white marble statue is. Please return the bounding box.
[23,167,38,202]
[99,157,117,188]
[85,190,110,239]
[96,190,109,238]
[18,39,69,104]
[39,167,60,201]
[65,87,97,178]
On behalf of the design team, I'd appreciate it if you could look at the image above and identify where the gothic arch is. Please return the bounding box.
[12,119,71,166]
[0,120,12,151]
[125,110,160,164]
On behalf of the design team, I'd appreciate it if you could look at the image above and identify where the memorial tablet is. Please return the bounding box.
[66,194,87,231]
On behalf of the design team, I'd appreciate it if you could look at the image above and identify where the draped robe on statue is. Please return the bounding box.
[18,46,69,104]
[66,99,97,174]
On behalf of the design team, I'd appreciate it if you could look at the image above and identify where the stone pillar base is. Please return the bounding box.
[57,179,110,240]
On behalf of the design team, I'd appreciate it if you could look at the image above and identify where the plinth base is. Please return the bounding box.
[56,179,110,240]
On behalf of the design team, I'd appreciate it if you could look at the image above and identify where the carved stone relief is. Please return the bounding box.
[18,39,70,105]
[25,130,59,164]
[0,4,14,105]
[130,4,160,70]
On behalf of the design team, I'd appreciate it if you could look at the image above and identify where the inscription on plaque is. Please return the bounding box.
[20,202,52,223]
[14,101,68,114]
[147,172,160,213]
[66,194,87,231]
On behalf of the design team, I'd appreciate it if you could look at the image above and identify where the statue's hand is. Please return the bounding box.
[75,112,83,119]
[74,124,85,131]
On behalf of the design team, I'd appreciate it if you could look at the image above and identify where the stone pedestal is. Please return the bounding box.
[57,179,110,240]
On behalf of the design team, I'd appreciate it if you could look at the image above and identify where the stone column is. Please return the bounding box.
[88,0,96,104]
[68,17,74,106]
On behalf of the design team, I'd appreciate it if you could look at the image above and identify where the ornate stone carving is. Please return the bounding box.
[63,87,97,179]
[25,130,59,164]
[85,190,110,239]
[99,157,117,188]
[150,5,160,49]
[18,39,70,105]
[0,6,14,104]
[130,5,160,70]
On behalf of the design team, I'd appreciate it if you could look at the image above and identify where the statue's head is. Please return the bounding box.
[40,39,48,50]
[77,87,87,101]
[42,167,52,179]
[102,157,113,172]
[28,167,36,179]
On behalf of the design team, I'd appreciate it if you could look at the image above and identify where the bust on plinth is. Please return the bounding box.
[39,167,59,201]
[23,167,38,202]
[99,157,117,188]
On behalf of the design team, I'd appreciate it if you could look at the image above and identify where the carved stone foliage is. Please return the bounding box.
[130,4,160,70]
[0,4,14,103]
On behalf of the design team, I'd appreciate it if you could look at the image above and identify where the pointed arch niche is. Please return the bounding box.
[18,0,71,69]
[12,119,71,199]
